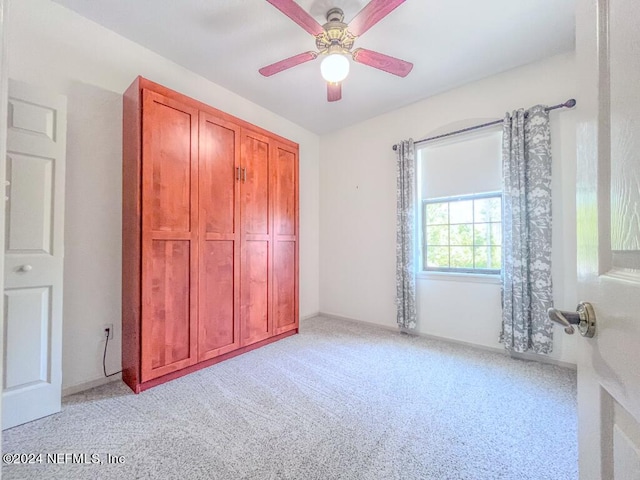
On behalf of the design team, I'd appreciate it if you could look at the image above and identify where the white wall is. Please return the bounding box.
[7,0,321,392]
[320,52,578,364]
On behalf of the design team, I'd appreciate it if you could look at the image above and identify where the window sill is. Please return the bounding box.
[417,271,501,284]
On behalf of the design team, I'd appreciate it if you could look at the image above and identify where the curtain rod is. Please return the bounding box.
[392,98,576,151]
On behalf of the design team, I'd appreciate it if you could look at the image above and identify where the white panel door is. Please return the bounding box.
[575,0,640,478]
[2,80,66,430]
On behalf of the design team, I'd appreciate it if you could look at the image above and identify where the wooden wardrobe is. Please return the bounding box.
[122,77,299,393]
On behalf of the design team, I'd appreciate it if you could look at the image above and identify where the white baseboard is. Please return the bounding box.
[63,314,321,397]
[62,374,122,398]
[300,311,320,321]
[61,312,574,399]
[509,351,576,370]
[316,311,576,370]
[315,312,400,333]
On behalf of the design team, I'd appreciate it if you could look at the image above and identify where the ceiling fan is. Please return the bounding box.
[259,0,413,102]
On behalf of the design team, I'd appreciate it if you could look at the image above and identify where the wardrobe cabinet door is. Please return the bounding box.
[140,89,199,382]
[198,113,241,361]
[272,142,299,335]
[240,130,272,346]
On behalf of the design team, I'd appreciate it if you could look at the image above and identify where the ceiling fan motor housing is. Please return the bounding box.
[316,7,355,55]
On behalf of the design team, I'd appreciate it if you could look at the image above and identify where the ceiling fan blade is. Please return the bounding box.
[327,82,342,102]
[259,51,318,77]
[352,48,413,77]
[266,0,324,36]
[347,0,405,37]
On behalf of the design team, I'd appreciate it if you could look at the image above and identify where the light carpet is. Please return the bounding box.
[3,316,577,480]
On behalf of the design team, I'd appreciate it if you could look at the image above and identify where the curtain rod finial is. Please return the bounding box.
[393,144,398,151]
[565,99,577,108]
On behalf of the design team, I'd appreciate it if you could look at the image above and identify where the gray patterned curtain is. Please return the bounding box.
[395,139,417,330]
[501,106,553,353]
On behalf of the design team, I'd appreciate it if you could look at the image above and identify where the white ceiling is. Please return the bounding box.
[51,0,575,134]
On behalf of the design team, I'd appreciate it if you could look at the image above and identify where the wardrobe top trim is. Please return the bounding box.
[132,76,299,150]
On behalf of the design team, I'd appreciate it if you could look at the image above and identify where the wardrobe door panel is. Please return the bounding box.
[147,241,192,370]
[273,241,296,332]
[200,118,237,234]
[141,89,198,382]
[274,147,296,236]
[241,241,270,344]
[198,114,240,360]
[240,130,272,346]
[272,143,299,335]
[200,241,236,356]
[147,104,192,233]
[242,134,269,236]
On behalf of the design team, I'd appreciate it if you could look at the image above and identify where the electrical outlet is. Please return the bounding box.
[103,323,114,340]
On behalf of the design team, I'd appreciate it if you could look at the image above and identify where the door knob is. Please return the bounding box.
[547,301,596,338]
[18,264,33,272]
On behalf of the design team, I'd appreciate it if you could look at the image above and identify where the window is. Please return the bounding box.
[423,192,502,274]
[417,129,502,276]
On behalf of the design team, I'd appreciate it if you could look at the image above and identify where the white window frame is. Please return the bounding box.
[420,191,503,276]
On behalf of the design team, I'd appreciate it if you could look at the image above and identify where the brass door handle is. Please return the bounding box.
[547,302,596,338]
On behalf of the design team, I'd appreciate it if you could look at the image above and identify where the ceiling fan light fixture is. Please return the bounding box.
[320,54,350,83]
[261,1,414,101]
